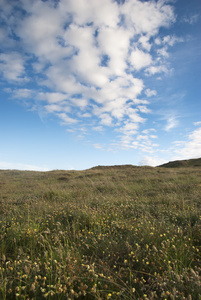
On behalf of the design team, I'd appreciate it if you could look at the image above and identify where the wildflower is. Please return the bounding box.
[70,289,75,295]
[30,283,36,292]
[44,293,49,298]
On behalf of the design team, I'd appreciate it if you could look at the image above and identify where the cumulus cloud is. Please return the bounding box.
[139,156,168,167]
[121,0,175,35]
[0,0,183,150]
[174,127,201,159]
[145,65,169,75]
[129,48,152,71]
[0,52,27,82]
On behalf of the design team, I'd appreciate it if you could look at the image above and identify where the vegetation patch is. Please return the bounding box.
[0,163,201,299]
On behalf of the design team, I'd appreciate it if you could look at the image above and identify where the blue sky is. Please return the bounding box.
[0,0,201,171]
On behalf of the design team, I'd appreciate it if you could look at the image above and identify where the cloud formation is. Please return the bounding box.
[1,0,184,154]
[0,161,49,171]
[174,126,201,159]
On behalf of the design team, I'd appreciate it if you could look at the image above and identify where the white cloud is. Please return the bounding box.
[142,128,156,134]
[93,143,104,150]
[137,135,149,141]
[174,127,201,159]
[165,116,179,131]
[139,156,168,167]
[126,107,146,123]
[12,88,33,99]
[145,89,157,97]
[137,105,151,114]
[39,92,68,103]
[182,14,199,25]
[0,52,27,82]
[45,104,68,113]
[0,0,183,153]
[119,121,139,134]
[92,126,104,132]
[157,47,169,58]
[121,0,175,35]
[0,161,49,171]
[98,26,132,76]
[145,65,169,75]
[17,0,71,64]
[70,98,88,109]
[129,48,152,70]
[56,112,78,125]
[162,35,184,46]
[193,121,201,126]
[138,35,152,51]
[59,0,119,28]
[99,113,113,126]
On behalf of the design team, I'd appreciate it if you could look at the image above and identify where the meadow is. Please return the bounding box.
[0,163,201,299]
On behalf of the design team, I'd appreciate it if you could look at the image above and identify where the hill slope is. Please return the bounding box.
[158,157,201,168]
[0,163,201,299]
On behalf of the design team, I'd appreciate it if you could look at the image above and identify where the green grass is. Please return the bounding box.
[0,164,201,299]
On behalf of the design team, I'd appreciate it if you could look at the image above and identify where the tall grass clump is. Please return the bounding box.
[0,165,201,299]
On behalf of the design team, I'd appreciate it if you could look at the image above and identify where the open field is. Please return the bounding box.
[0,163,201,299]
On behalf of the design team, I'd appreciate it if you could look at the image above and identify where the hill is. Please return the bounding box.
[0,164,201,299]
[158,157,201,168]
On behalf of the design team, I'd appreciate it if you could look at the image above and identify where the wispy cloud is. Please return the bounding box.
[182,14,199,25]
[193,121,201,126]
[165,116,179,131]
[0,161,49,171]
[145,89,157,97]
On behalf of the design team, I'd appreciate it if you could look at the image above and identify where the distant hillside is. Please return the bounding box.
[158,158,201,168]
[89,164,137,170]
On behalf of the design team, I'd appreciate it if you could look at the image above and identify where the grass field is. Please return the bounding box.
[0,163,201,299]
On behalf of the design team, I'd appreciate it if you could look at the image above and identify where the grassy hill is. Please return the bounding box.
[0,164,201,299]
[158,157,201,168]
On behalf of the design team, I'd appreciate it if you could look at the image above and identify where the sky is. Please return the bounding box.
[0,0,201,171]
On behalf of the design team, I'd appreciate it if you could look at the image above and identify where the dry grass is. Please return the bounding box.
[0,165,201,299]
